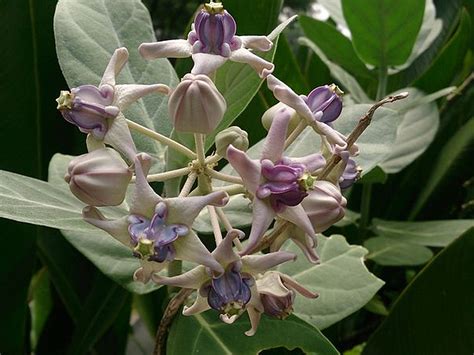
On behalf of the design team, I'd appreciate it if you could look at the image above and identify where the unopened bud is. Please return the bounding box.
[302,181,346,232]
[168,74,227,134]
[305,84,343,123]
[65,148,132,206]
[215,126,249,157]
[261,102,300,135]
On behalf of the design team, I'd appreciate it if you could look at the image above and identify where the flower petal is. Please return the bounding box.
[212,229,244,268]
[183,292,211,315]
[239,198,275,255]
[280,273,319,299]
[191,52,228,75]
[174,230,224,274]
[239,35,272,51]
[242,251,296,274]
[139,39,192,59]
[152,265,208,289]
[129,153,162,217]
[229,47,274,78]
[82,206,130,246]
[261,107,291,162]
[245,306,262,336]
[103,112,137,162]
[100,47,128,87]
[114,84,170,110]
[287,153,326,173]
[133,259,167,283]
[226,145,261,194]
[278,205,315,238]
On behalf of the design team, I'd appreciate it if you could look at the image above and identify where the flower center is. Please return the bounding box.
[128,202,188,263]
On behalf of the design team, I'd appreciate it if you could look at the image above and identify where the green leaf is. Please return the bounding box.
[54,0,178,162]
[167,313,338,355]
[29,268,53,350]
[299,15,374,80]
[341,0,425,67]
[278,235,384,329]
[357,166,387,184]
[379,87,454,174]
[364,236,433,266]
[67,273,130,355]
[363,229,474,355]
[410,117,474,218]
[415,9,472,92]
[372,218,474,247]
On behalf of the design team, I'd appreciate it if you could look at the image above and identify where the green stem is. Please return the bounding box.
[359,183,372,238]
[376,65,388,101]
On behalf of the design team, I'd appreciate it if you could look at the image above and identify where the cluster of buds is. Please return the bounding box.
[57,1,362,336]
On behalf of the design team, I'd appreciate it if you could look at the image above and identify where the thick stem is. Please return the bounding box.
[213,184,246,196]
[206,168,243,184]
[194,133,206,167]
[126,119,196,159]
[216,207,243,250]
[178,172,197,197]
[139,166,192,182]
[208,206,223,245]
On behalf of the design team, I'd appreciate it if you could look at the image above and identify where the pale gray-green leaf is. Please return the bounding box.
[278,235,384,329]
[364,237,433,266]
[372,219,474,247]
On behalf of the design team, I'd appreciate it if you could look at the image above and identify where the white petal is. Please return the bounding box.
[229,48,274,78]
[82,207,130,246]
[152,265,208,289]
[261,107,291,161]
[240,198,275,255]
[240,36,272,51]
[103,113,137,162]
[114,84,170,110]
[191,53,228,75]
[242,251,296,274]
[183,293,211,315]
[139,40,192,59]
[226,145,261,194]
[100,47,128,87]
[278,205,315,238]
[212,229,243,268]
[129,153,161,217]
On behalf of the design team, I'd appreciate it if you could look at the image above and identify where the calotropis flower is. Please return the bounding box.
[266,75,353,152]
[138,2,296,78]
[82,153,228,282]
[226,107,326,255]
[56,47,170,160]
[152,230,297,336]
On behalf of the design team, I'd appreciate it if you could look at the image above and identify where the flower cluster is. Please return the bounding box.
[57,1,359,336]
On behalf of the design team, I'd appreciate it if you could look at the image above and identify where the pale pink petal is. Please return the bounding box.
[313,120,347,149]
[280,273,319,298]
[100,47,128,87]
[129,153,161,217]
[229,48,274,78]
[183,293,211,315]
[242,251,296,274]
[139,40,192,59]
[165,191,229,227]
[191,53,227,75]
[256,271,290,297]
[212,229,243,268]
[239,198,275,255]
[240,36,272,51]
[261,107,291,161]
[288,153,326,173]
[291,232,320,264]
[226,145,261,194]
[82,206,130,246]
[114,84,170,110]
[220,314,239,324]
[278,205,315,238]
[152,265,208,289]
[267,75,314,121]
[133,260,167,283]
[103,113,137,162]
[174,230,224,274]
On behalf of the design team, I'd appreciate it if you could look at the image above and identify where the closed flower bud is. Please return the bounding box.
[215,126,249,157]
[261,102,299,134]
[65,148,132,206]
[168,73,226,133]
[305,84,343,124]
[302,181,346,232]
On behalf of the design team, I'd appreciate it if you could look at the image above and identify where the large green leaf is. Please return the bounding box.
[341,0,425,67]
[372,219,474,247]
[28,269,53,351]
[278,235,384,329]
[364,236,433,266]
[363,229,474,355]
[167,313,338,355]
[410,117,474,218]
[54,0,179,162]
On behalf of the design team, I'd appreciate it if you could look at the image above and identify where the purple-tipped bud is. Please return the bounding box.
[128,202,188,263]
[168,73,227,133]
[188,3,241,57]
[215,126,249,158]
[56,85,119,139]
[302,181,347,232]
[65,148,132,206]
[207,263,252,317]
[257,159,310,213]
[305,84,343,124]
[339,158,360,189]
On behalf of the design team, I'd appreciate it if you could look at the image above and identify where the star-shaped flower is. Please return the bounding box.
[152,230,296,336]
[57,47,170,160]
[139,2,296,78]
[82,153,228,282]
[226,107,326,255]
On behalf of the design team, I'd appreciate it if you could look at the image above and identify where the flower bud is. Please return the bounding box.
[65,148,132,206]
[56,85,119,139]
[305,84,343,123]
[339,157,360,189]
[168,73,226,134]
[302,181,347,232]
[261,102,299,134]
[215,126,249,157]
